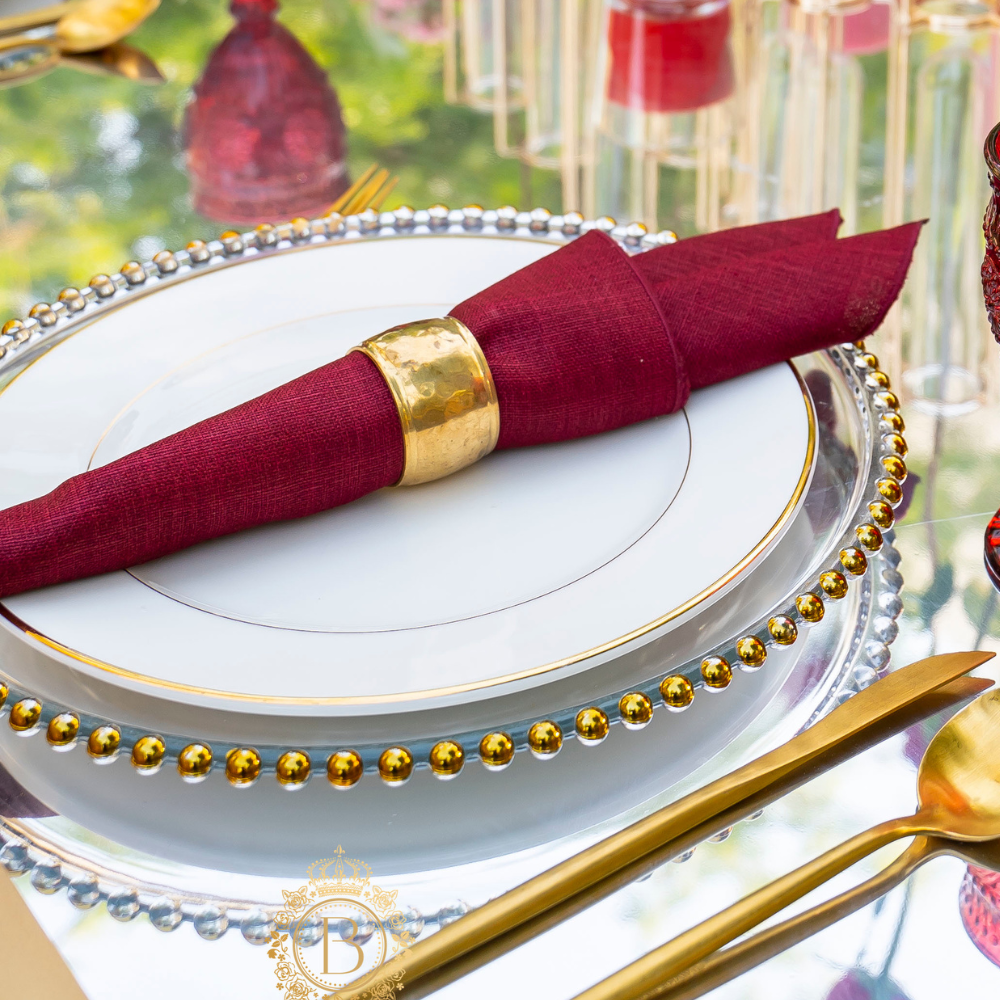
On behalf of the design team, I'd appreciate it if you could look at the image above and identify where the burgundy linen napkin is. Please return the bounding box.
[0,211,920,598]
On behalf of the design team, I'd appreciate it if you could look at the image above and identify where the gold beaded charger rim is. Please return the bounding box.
[0,222,818,708]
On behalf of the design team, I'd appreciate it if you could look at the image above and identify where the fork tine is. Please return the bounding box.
[343,167,390,215]
[367,175,399,213]
[329,163,378,215]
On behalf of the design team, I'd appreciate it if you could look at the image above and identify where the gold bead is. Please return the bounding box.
[219,230,243,254]
[58,287,86,312]
[527,721,563,757]
[327,749,363,788]
[856,523,883,551]
[0,683,8,710]
[177,742,213,781]
[131,735,166,771]
[767,616,798,645]
[225,747,261,787]
[880,411,905,433]
[290,217,311,240]
[120,261,146,285]
[8,698,41,733]
[276,750,311,787]
[701,656,733,690]
[868,501,894,529]
[378,746,414,784]
[736,636,767,669]
[429,741,465,779]
[619,691,654,729]
[840,546,868,576]
[819,571,848,600]
[87,725,121,760]
[88,273,116,297]
[2,319,28,343]
[186,239,210,263]
[858,352,879,370]
[874,390,900,411]
[866,370,890,389]
[152,250,178,274]
[575,707,610,743]
[479,731,515,769]
[881,455,907,481]
[795,593,825,623]
[882,433,907,458]
[29,303,57,326]
[659,675,694,712]
[255,222,277,246]
[877,478,903,505]
[45,712,77,748]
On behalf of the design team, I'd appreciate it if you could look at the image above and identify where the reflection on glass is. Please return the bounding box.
[184,0,348,225]
[586,0,736,233]
[888,1,998,414]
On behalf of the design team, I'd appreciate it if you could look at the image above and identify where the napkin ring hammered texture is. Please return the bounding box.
[351,317,500,486]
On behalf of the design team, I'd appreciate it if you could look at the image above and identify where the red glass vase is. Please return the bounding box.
[981,121,1000,344]
[184,0,348,225]
[960,865,1000,967]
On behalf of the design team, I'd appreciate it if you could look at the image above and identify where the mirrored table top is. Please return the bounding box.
[3,0,1000,996]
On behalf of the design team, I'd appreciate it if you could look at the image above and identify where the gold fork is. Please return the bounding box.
[329,163,399,216]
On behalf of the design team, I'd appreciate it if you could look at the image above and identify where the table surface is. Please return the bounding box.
[4,0,1000,997]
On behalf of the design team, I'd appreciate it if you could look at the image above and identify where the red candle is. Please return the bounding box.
[606,0,734,113]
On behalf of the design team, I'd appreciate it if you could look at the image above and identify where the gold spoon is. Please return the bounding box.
[573,688,1000,1000]
[0,0,159,55]
[649,834,1000,1000]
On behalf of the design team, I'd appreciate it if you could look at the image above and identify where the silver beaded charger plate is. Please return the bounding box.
[0,213,903,893]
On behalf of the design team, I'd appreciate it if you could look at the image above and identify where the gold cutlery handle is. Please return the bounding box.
[573,815,926,1000]
[336,654,992,1000]
[650,838,941,1000]
[0,3,75,37]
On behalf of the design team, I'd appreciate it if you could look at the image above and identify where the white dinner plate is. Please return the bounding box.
[0,234,813,715]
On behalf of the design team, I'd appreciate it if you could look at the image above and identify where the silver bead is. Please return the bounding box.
[595,216,617,232]
[853,664,878,689]
[193,903,229,940]
[152,250,178,275]
[562,211,584,233]
[393,206,415,228]
[878,592,903,619]
[655,229,678,245]
[708,827,733,843]
[149,897,183,932]
[881,568,903,593]
[107,888,140,921]
[447,208,464,225]
[672,848,696,863]
[462,205,484,228]
[427,204,450,227]
[241,908,276,945]
[359,208,380,232]
[352,911,376,944]
[68,874,100,909]
[529,207,552,231]
[872,615,899,645]
[411,209,431,226]
[30,857,61,894]
[496,205,518,228]
[296,912,325,946]
[748,809,765,821]
[864,640,890,671]
[391,907,424,943]
[0,839,30,873]
[515,211,532,228]
[625,221,648,243]
[881,544,902,569]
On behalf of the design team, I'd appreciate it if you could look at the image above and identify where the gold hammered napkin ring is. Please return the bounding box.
[351,317,500,486]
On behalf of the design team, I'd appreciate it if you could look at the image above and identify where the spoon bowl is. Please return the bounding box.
[918,689,1000,841]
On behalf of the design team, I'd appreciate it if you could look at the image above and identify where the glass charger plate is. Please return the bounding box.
[0,211,905,925]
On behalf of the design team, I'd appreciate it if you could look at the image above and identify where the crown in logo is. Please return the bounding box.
[308,847,373,898]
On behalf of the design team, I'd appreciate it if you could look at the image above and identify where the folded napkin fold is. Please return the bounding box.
[0,211,920,598]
